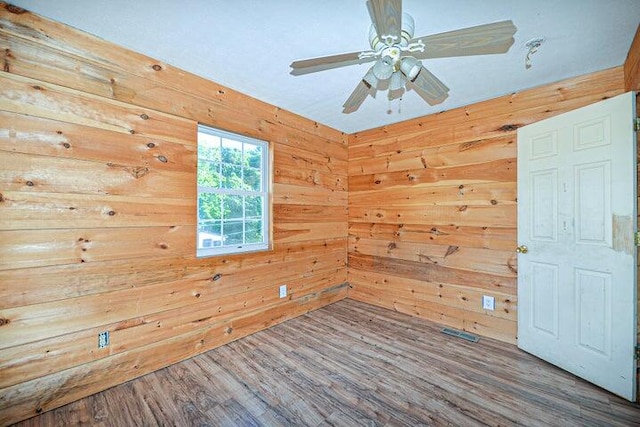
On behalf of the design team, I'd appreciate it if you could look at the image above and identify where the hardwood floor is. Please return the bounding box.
[13,300,640,426]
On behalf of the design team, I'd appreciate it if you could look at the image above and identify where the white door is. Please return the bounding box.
[517,91,637,401]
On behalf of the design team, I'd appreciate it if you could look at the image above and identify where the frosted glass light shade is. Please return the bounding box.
[400,56,421,81]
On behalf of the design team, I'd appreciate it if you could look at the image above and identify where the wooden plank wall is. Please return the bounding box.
[0,4,348,425]
[347,67,627,344]
[624,24,640,92]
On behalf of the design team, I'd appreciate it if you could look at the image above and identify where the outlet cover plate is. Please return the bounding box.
[98,331,110,348]
[279,284,287,299]
[482,295,495,311]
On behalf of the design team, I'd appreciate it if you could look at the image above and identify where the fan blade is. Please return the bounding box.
[363,67,379,88]
[410,20,517,59]
[409,66,449,106]
[343,80,373,114]
[367,0,402,45]
[290,51,377,76]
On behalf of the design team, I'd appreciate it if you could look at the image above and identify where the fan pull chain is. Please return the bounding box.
[386,97,404,115]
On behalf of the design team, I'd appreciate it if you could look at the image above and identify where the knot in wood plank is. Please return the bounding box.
[498,124,520,132]
[127,166,150,179]
[444,246,460,257]
[460,140,480,151]
[3,48,12,72]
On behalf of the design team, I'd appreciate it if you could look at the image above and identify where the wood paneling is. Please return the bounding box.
[0,191,195,230]
[624,24,640,90]
[0,3,347,425]
[348,66,626,344]
[14,300,640,427]
[0,238,345,309]
[0,111,196,174]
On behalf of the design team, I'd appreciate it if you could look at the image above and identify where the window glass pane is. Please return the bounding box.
[244,167,261,192]
[198,137,221,162]
[198,220,222,248]
[221,138,242,165]
[222,219,243,245]
[245,196,263,220]
[222,194,244,220]
[245,144,263,169]
[197,160,220,187]
[245,220,263,244]
[198,193,222,224]
[221,163,242,189]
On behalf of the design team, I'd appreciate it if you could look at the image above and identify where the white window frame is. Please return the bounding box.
[197,124,270,257]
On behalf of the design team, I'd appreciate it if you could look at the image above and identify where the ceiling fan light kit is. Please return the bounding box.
[400,56,421,81]
[290,0,517,114]
[389,71,405,92]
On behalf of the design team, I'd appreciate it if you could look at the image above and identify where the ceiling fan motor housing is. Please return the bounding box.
[369,13,415,51]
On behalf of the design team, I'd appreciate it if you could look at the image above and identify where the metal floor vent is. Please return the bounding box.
[441,327,480,343]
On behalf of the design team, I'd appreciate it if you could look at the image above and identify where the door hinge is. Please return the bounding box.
[635,232,640,247]
[636,345,640,359]
[635,118,640,132]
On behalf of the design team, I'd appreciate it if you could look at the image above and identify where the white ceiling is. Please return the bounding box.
[10,0,640,134]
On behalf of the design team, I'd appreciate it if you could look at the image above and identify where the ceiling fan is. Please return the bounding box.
[290,0,517,114]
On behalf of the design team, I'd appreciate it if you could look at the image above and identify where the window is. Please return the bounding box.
[197,125,270,257]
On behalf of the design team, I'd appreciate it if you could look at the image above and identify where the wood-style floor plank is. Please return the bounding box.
[12,300,640,426]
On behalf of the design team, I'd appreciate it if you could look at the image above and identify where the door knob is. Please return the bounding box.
[516,245,528,254]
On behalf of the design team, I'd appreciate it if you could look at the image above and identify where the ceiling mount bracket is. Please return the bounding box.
[525,37,545,69]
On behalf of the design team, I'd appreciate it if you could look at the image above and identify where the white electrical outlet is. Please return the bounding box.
[98,331,110,348]
[482,295,495,311]
[279,284,287,299]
